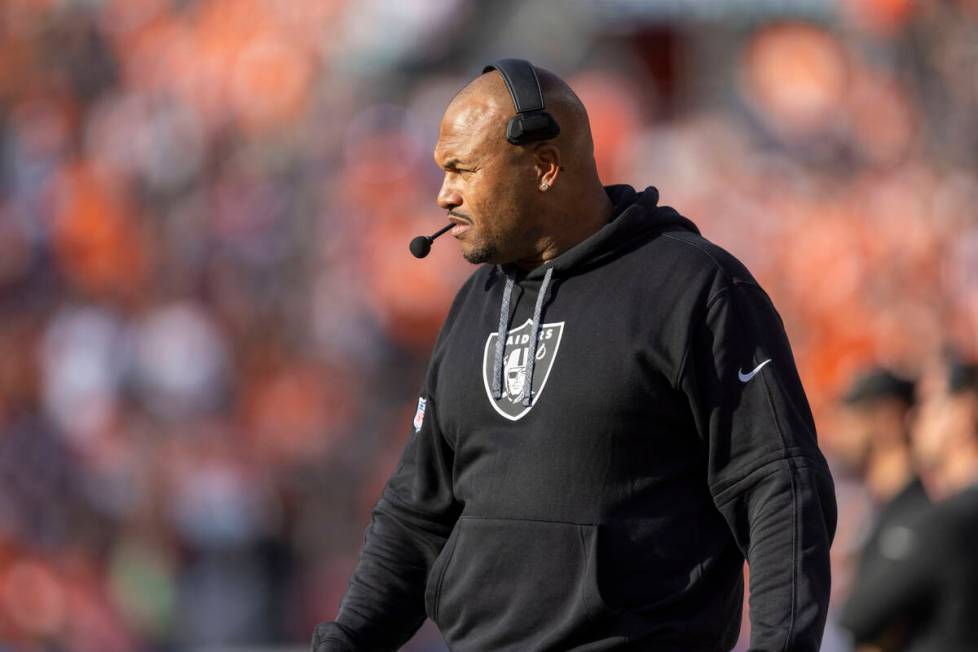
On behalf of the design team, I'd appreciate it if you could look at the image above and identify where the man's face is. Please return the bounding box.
[914,392,975,479]
[433,101,540,265]
[830,407,875,473]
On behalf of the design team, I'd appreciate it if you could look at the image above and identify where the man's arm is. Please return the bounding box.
[681,282,837,652]
[311,395,462,651]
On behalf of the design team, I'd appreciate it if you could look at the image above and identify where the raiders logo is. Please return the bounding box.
[482,319,564,421]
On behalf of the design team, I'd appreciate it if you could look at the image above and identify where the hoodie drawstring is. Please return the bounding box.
[491,273,515,400]
[519,266,553,406]
[491,267,554,407]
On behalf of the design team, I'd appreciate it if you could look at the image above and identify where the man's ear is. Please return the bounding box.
[533,143,562,191]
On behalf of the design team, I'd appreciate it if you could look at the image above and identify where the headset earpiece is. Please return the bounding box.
[483,59,560,145]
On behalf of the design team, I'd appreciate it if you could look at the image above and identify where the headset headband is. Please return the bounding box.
[482,59,560,145]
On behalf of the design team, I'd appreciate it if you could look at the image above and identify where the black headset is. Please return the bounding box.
[482,59,560,145]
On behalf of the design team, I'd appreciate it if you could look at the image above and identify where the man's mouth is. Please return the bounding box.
[448,214,472,237]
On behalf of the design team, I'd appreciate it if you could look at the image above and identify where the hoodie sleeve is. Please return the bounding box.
[680,281,837,652]
[310,392,461,652]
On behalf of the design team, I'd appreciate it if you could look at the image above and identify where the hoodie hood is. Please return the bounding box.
[489,184,699,407]
[519,184,700,280]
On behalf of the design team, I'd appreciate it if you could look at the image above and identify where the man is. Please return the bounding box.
[312,61,836,651]
[834,368,929,584]
[914,360,978,500]
[840,361,978,651]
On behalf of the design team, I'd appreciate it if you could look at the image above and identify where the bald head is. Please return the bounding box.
[445,66,597,173]
[433,63,612,269]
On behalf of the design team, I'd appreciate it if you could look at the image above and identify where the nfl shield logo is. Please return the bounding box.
[482,319,565,421]
[413,397,427,432]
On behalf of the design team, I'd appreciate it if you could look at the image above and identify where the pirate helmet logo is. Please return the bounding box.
[482,318,565,420]
[504,348,528,401]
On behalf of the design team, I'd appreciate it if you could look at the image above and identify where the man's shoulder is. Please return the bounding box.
[638,228,761,294]
[888,486,978,558]
[928,486,978,534]
[443,265,492,315]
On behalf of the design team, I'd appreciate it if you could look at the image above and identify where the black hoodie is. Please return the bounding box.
[312,186,837,652]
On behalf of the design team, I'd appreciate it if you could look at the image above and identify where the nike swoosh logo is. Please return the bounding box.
[738,359,772,383]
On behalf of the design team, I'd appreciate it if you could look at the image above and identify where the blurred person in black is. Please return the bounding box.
[834,368,930,584]
[311,61,836,652]
[840,361,978,652]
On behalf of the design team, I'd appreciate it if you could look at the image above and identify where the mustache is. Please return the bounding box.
[448,210,472,223]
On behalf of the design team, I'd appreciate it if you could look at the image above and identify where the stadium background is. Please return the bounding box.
[1,0,977,650]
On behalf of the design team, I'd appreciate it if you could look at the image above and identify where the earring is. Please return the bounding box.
[540,183,550,191]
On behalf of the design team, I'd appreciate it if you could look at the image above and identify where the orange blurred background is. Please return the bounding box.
[1,1,977,650]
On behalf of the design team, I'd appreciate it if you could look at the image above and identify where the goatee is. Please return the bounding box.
[463,243,499,265]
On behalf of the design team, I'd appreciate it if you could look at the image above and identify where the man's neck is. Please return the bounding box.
[866,445,915,503]
[941,444,978,497]
[514,185,614,270]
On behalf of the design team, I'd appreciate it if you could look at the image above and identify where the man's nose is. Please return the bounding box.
[437,179,461,210]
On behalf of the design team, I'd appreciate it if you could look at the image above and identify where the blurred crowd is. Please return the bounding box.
[0,0,977,650]
[824,358,978,651]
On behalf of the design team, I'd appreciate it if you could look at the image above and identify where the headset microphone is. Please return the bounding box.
[409,223,453,259]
